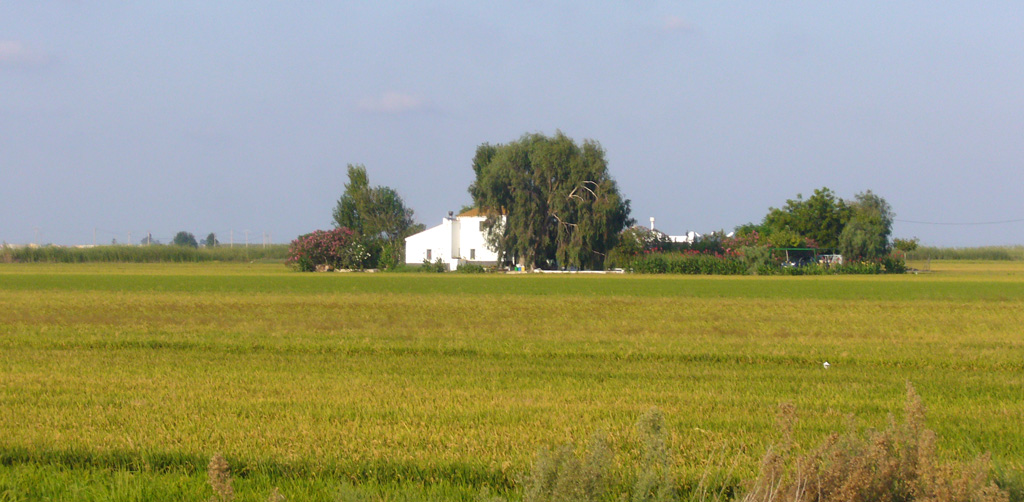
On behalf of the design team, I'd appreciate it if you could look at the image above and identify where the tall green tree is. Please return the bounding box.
[172,231,198,248]
[762,187,852,249]
[468,132,633,270]
[838,190,894,259]
[332,164,418,268]
[333,165,370,232]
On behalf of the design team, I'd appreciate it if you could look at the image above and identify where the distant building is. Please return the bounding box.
[647,216,709,245]
[404,209,502,271]
[668,231,702,244]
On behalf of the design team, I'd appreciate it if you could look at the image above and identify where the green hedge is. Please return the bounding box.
[631,251,748,275]
[630,251,906,275]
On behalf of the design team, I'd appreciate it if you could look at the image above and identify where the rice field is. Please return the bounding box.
[1,262,1022,501]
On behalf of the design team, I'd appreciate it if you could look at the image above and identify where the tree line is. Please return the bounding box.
[735,187,896,260]
[293,131,907,271]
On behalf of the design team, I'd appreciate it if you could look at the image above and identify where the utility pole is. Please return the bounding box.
[128,231,132,246]
[230,230,233,248]
[93,228,96,247]
[244,230,249,248]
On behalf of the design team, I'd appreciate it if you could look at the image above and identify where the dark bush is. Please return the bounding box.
[457,262,486,273]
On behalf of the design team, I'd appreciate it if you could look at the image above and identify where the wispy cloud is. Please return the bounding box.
[356,92,426,114]
[662,15,694,33]
[0,40,51,67]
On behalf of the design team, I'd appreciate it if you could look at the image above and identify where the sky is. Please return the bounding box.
[2,2,1023,247]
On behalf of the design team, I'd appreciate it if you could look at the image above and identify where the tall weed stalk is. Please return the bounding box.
[742,384,1010,502]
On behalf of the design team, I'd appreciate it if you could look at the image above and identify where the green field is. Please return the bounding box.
[1,263,1022,501]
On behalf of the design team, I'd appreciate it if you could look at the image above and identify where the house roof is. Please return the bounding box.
[458,207,485,217]
[458,207,506,217]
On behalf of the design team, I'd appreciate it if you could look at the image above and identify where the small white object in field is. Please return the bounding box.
[823,361,831,369]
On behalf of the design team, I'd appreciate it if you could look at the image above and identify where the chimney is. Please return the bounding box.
[649,217,655,230]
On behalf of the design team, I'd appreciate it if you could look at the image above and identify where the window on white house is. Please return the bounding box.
[470,249,476,260]
[426,249,431,260]
[478,221,485,231]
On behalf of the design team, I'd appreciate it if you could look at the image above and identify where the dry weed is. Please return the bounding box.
[742,384,1009,502]
[266,486,286,502]
[208,452,234,502]
[522,432,612,502]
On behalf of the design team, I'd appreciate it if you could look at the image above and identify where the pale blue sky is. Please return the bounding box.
[3,2,1022,246]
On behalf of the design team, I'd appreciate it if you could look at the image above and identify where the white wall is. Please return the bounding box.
[455,216,499,264]
[404,214,502,268]
[405,218,453,265]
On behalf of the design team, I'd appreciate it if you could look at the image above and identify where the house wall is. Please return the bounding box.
[404,214,502,269]
[404,218,453,265]
[455,216,499,264]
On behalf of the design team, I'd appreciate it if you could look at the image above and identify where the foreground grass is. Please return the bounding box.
[1,262,1022,500]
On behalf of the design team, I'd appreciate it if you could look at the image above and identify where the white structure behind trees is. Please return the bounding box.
[404,209,501,270]
[669,231,702,244]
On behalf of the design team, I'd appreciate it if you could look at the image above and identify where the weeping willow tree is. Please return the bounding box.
[467,132,633,270]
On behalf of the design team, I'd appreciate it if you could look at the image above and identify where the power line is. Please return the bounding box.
[895,218,1024,226]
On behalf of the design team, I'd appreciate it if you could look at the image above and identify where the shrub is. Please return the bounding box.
[457,262,486,273]
[742,384,1010,502]
[286,228,368,272]
[632,409,677,502]
[523,434,612,502]
[523,411,682,502]
[377,241,400,270]
[739,246,773,275]
[882,255,908,274]
[419,258,448,273]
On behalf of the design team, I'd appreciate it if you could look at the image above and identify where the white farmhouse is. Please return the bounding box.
[404,209,502,271]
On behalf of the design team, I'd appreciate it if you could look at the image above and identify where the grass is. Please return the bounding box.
[1,262,1022,500]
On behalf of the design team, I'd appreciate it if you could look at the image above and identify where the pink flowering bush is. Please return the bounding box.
[287,228,368,271]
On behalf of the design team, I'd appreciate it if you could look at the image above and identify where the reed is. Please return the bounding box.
[906,245,1024,261]
[0,244,288,263]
